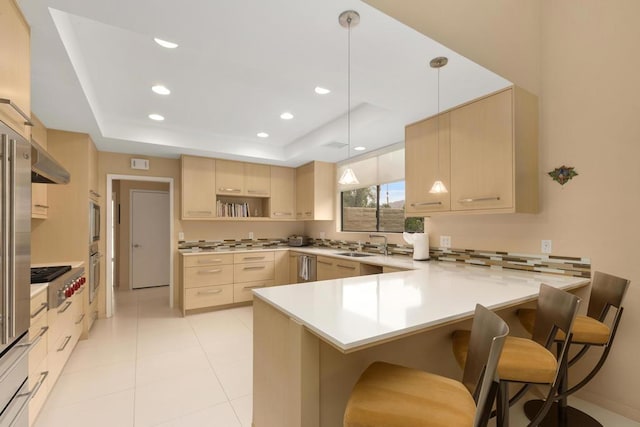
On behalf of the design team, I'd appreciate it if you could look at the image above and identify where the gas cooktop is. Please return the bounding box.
[30,266,72,284]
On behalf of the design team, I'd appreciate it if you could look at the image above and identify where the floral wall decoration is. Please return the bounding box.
[548,165,578,185]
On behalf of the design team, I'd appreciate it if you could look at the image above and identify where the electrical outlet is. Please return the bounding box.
[249,232,254,240]
[541,239,552,254]
[178,232,184,241]
[440,235,451,248]
[320,232,326,239]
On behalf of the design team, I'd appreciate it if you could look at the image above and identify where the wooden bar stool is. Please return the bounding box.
[343,304,509,427]
[519,271,630,426]
[452,284,580,427]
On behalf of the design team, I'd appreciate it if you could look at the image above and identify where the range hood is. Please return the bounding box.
[31,141,70,184]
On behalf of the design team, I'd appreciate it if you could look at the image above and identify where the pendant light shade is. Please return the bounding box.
[428,56,448,194]
[337,10,360,186]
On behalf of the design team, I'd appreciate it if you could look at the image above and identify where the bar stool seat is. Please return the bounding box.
[344,361,476,427]
[452,333,557,384]
[518,309,610,345]
[344,304,509,427]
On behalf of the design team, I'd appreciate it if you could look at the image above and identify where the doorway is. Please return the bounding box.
[106,175,174,318]
[130,190,170,289]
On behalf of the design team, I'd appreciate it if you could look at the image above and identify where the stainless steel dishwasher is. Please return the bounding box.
[297,254,317,283]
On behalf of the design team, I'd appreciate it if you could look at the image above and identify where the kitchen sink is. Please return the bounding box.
[336,252,374,258]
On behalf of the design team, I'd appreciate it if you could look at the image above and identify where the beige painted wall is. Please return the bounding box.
[115,180,169,290]
[364,0,640,420]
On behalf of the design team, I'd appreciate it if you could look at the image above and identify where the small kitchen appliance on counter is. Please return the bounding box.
[288,235,312,247]
[403,232,430,261]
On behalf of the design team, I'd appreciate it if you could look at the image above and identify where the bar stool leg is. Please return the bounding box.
[497,381,510,427]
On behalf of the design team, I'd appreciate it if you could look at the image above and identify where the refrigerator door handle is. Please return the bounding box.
[8,140,16,339]
[1,136,8,345]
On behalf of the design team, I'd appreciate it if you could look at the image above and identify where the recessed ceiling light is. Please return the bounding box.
[354,146,366,151]
[154,38,178,49]
[148,114,165,121]
[280,112,294,120]
[314,86,331,95]
[152,85,171,95]
[257,132,269,138]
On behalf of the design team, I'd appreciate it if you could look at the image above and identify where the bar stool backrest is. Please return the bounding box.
[462,304,509,426]
[587,271,630,321]
[532,284,580,350]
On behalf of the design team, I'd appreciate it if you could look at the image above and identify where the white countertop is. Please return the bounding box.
[31,284,48,298]
[253,262,589,353]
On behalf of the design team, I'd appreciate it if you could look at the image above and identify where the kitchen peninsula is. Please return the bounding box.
[252,262,589,427]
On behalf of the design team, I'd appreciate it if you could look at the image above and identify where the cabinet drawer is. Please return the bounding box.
[184,253,234,267]
[234,261,274,283]
[233,280,274,303]
[334,259,360,278]
[233,252,274,263]
[28,363,49,427]
[28,326,48,375]
[30,291,48,322]
[184,264,234,288]
[185,284,233,310]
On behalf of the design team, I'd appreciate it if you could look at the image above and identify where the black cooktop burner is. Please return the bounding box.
[31,266,72,284]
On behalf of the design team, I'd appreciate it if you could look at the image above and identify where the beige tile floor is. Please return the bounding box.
[34,286,639,427]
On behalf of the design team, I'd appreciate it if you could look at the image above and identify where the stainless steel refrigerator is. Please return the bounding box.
[0,120,33,427]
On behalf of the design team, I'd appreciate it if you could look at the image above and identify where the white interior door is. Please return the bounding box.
[131,190,170,289]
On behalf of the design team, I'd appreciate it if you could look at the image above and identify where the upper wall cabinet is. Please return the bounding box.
[295,161,334,221]
[31,114,48,219]
[269,166,295,219]
[0,0,31,139]
[181,155,217,219]
[405,86,538,215]
[216,159,271,197]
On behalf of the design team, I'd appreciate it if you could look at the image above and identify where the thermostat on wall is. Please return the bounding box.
[131,158,149,170]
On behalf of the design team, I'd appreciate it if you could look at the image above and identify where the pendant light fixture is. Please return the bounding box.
[429,56,448,194]
[337,10,360,186]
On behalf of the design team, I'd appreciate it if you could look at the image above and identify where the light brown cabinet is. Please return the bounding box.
[317,255,382,281]
[405,113,451,215]
[244,163,270,197]
[405,86,538,215]
[28,290,49,425]
[295,161,335,220]
[269,166,295,219]
[181,155,217,219]
[216,159,245,195]
[0,0,31,140]
[31,114,49,219]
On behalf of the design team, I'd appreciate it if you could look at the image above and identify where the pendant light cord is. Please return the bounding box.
[436,65,440,177]
[347,17,352,160]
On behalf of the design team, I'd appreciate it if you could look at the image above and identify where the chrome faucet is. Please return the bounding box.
[369,234,388,256]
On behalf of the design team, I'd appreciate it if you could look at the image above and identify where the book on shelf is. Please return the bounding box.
[216,200,251,217]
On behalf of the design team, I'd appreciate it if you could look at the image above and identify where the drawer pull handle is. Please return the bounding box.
[34,204,50,209]
[0,98,34,126]
[272,212,292,216]
[57,335,72,352]
[57,301,72,314]
[458,196,501,203]
[30,302,48,318]
[244,284,267,289]
[90,190,101,198]
[243,266,265,270]
[318,261,332,266]
[198,289,223,295]
[197,259,223,264]
[242,256,265,260]
[410,201,442,207]
[337,264,356,270]
[26,326,48,347]
[75,313,86,325]
[187,210,212,214]
[198,269,222,274]
[218,187,241,193]
[247,190,267,194]
[305,211,312,215]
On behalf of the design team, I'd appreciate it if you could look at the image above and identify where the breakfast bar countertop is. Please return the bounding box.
[253,262,590,353]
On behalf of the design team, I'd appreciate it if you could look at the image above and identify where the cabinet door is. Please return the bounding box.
[316,256,335,281]
[270,166,295,219]
[295,163,313,219]
[274,251,290,285]
[405,114,451,214]
[88,140,99,199]
[245,163,270,197]
[450,90,513,211]
[0,0,31,139]
[181,155,216,219]
[216,159,244,195]
[31,115,48,219]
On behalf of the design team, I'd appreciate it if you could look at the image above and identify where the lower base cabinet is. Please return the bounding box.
[317,256,383,281]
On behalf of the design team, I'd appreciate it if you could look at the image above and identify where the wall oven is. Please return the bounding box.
[89,243,100,304]
[89,200,100,243]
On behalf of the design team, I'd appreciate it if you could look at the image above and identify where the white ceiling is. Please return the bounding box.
[18,0,511,167]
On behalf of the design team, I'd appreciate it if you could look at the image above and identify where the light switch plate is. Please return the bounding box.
[178,232,184,241]
[440,236,451,248]
[249,232,254,240]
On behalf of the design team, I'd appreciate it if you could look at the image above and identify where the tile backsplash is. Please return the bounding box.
[178,237,591,278]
